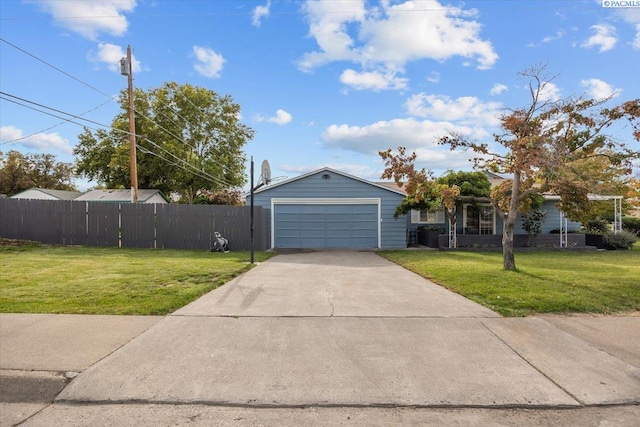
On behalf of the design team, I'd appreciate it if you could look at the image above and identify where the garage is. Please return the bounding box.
[273,200,379,249]
[252,168,408,250]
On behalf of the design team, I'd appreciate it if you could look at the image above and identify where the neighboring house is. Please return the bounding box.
[75,189,169,204]
[252,167,407,250]
[9,188,81,201]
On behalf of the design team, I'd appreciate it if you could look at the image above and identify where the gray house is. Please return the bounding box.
[252,168,407,249]
[10,188,81,201]
[75,189,169,204]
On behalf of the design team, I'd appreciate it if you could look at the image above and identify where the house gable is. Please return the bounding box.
[10,188,81,201]
[252,168,407,249]
[75,189,169,203]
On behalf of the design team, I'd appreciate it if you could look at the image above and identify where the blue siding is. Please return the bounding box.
[253,170,407,249]
[409,199,582,238]
[514,200,581,234]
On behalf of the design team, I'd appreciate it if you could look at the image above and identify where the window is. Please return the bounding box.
[411,209,445,224]
[463,204,495,234]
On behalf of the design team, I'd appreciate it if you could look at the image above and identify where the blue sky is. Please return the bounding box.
[1,0,639,191]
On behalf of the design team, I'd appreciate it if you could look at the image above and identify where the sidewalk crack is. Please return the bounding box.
[324,281,335,317]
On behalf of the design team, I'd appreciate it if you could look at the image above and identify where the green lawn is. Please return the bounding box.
[0,241,273,315]
[379,245,640,317]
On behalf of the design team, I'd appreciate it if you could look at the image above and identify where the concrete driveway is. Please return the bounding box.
[55,251,639,410]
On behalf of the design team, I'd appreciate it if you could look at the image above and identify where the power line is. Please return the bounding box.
[134,107,235,174]
[1,38,239,188]
[0,37,115,100]
[0,91,237,188]
[0,92,128,135]
[0,98,114,145]
[136,142,239,189]
[137,135,234,188]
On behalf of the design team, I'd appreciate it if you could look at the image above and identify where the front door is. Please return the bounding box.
[464,205,495,235]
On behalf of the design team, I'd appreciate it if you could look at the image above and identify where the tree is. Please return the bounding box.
[379,147,440,216]
[624,176,640,211]
[193,189,242,206]
[74,82,254,203]
[440,65,640,270]
[379,148,491,247]
[559,154,631,224]
[0,150,76,196]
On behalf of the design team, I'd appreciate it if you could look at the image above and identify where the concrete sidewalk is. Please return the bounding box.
[2,251,639,426]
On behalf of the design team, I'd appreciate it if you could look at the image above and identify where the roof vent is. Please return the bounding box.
[322,173,331,180]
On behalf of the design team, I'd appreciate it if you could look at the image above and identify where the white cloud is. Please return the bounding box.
[538,82,561,103]
[256,109,293,125]
[605,5,640,48]
[298,0,497,90]
[542,30,564,43]
[490,84,508,96]
[426,71,440,83]
[580,78,621,100]
[268,109,293,125]
[321,118,485,172]
[193,46,225,78]
[252,0,271,27]
[339,69,408,91]
[322,118,487,156]
[0,125,73,154]
[527,30,565,48]
[405,94,502,127]
[582,24,618,52]
[27,0,136,40]
[89,43,141,74]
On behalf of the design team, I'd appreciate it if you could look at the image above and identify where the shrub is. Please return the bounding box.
[583,219,609,234]
[602,230,638,250]
[622,217,640,237]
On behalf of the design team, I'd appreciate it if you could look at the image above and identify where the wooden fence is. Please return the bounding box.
[0,199,269,251]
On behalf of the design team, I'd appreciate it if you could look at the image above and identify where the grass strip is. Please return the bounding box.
[0,242,273,315]
[379,245,640,317]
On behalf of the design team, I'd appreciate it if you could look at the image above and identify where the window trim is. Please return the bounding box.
[462,203,496,235]
[410,208,445,224]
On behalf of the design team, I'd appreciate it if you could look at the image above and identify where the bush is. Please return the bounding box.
[622,217,640,237]
[602,230,638,250]
[583,219,609,234]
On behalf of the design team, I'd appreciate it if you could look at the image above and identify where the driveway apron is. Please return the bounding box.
[57,251,640,408]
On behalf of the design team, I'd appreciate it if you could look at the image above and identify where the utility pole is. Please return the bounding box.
[250,156,254,264]
[121,45,138,203]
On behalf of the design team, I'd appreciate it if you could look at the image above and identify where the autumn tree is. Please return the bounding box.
[379,148,491,247]
[74,82,254,203]
[626,177,640,210]
[193,188,243,206]
[379,147,440,216]
[440,65,640,270]
[0,150,76,196]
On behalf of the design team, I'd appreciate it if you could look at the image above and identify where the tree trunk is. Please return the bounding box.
[448,209,457,248]
[502,217,516,270]
[502,171,521,271]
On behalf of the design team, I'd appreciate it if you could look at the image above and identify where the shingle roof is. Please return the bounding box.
[10,188,81,200]
[74,189,168,203]
[252,167,406,196]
